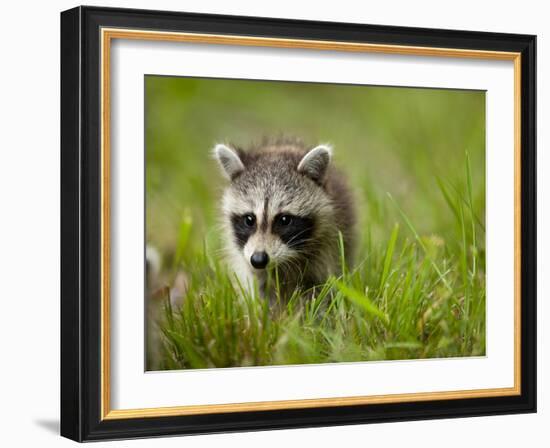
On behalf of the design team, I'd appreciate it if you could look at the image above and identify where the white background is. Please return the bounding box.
[0,0,546,447]
[111,40,515,409]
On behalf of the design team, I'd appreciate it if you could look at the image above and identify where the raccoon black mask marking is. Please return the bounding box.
[214,137,356,300]
[272,214,315,249]
[230,213,257,248]
[231,212,315,249]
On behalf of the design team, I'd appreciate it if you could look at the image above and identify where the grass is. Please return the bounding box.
[145,76,486,370]
[152,158,485,370]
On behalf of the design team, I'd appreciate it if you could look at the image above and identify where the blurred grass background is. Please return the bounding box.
[146,76,485,256]
[145,75,486,370]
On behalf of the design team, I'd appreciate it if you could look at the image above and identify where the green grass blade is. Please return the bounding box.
[335,281,389,325]
[387,193,452,291]
[436,176,460,222]
[378,223,399,294]
[174,210,193,265]
[338,231,346,279]
[465,151,477,278]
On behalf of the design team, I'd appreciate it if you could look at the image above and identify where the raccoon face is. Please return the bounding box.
[214,143,334,272]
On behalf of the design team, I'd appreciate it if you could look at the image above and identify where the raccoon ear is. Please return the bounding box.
[213,144,245,180]
[297,144,332,182]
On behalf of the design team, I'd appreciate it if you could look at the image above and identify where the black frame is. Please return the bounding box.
[61,5,537,442]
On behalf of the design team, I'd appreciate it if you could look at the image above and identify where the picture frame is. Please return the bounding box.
[60,5,536,442]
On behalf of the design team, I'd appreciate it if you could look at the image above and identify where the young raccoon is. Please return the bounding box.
[214,138,356,300]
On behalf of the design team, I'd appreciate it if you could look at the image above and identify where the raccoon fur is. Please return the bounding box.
[214,137,356,301]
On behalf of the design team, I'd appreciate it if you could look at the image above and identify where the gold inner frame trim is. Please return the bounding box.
[100,27,522,420]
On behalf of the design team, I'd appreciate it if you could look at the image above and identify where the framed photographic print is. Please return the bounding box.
[60,6,536,442]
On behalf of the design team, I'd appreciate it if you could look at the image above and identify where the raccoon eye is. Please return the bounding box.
[244,214,256,227]
[279,215,292,226]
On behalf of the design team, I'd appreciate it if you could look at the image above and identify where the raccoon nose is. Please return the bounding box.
[250,251,269,269]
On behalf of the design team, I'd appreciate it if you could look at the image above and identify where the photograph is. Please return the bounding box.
[58,5,537,442]
[144,75,487,371]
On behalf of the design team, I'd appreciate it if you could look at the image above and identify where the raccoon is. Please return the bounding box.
[214,138,356,301]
